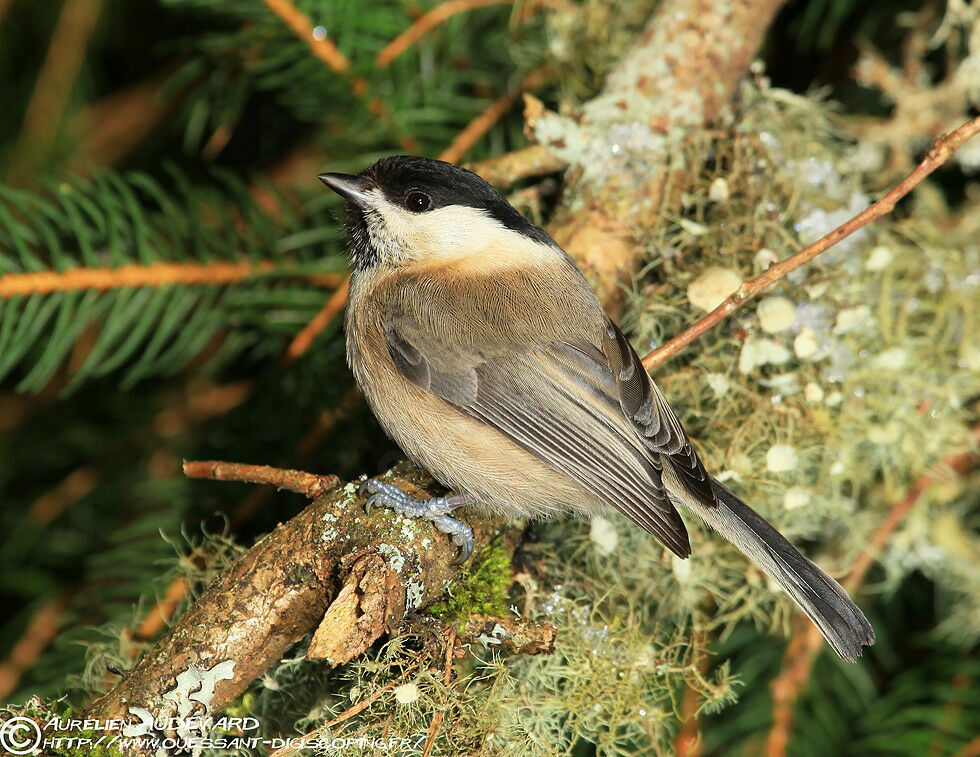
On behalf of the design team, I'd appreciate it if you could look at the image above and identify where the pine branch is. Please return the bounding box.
[0,261,275,296]
[261,0,349,72]
[0,169,346,391]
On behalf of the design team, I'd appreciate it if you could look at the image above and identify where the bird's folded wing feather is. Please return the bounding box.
[383,300,714,557]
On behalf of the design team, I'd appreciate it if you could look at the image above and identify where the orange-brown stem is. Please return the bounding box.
[0,261,276,297]
[376,0,514,68]
[182,460,341,500]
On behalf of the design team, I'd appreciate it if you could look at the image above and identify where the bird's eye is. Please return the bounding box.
[404,190,433,213]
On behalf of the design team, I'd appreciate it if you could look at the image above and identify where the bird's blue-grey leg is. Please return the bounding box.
[359,478,478,563]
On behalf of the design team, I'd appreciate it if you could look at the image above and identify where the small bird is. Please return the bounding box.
[318,156,874,662]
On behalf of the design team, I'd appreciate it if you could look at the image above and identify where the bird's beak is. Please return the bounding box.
[317,172,372,209]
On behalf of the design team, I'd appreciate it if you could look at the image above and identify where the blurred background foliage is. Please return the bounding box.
[0,0,977,755]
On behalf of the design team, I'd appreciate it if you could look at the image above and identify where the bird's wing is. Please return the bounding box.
[383,299,714,557]
[598,321,717,508]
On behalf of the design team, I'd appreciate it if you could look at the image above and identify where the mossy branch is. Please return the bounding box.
[541,0,787,314]
[84,462,524,745]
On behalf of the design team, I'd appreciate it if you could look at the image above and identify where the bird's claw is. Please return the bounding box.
[358,477,476,563]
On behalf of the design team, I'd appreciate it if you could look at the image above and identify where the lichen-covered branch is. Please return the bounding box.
[85,463,518,735]
[536,0,785,312]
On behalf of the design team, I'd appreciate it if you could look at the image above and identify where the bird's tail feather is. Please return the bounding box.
[679,477,874,662]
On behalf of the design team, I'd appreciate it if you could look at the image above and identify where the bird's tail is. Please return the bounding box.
[679,477,874,662]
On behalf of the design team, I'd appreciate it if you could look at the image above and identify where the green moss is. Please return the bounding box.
[428,541,512,624]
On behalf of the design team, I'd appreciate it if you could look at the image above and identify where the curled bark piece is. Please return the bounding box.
[307,552,406,665]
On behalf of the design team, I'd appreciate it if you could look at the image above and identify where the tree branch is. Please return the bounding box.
[0,261,345,298]
[642,115,980,370]
[85,462,519,734]
[541,0,787,313]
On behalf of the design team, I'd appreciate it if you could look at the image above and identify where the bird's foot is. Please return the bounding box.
[359,478,476,563]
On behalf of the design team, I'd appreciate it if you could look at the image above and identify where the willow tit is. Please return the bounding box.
[318,156,874,661]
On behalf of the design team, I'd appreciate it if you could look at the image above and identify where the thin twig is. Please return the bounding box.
[262,0,348,72]
[6,0,104,182]
[642,115,980,370]
[376,0,514,68]
[283,274,351,364]
[423,628,458,757]
[439,67,551,164]
[182,460,341,499]
[0,261,277,297]
[764,424,980,757]
[0,596,67,701]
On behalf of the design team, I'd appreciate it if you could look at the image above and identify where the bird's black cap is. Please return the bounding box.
[319,156,558,248]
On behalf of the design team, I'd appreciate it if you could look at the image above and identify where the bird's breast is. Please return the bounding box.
[344,285,600,519]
